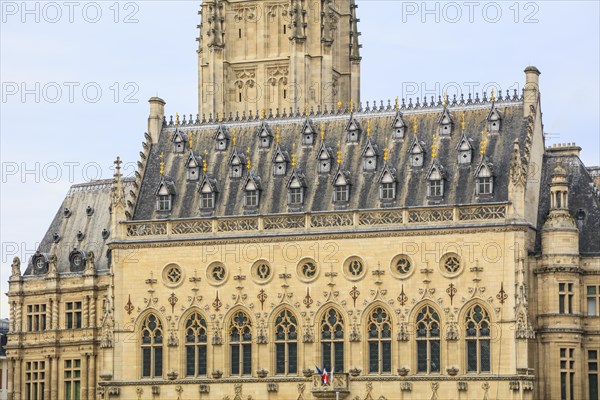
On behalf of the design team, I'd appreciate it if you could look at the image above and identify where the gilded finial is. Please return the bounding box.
[246,147,251,170]
[276,127,281,144]
[461,112,465,132]
[189,131,194,148]
[261,109,265,120]
[432,134,439,159]
[175,112,180,126]
[384,147,389,162]
[337,100,342,110]
[413,117,417,134]
[395,96,399,110]
[443,91,448,108]
[232,129,237,146]
[337,140,342,165]
[350,99,353,113]
[203,150,208,173]
[480,130,487,155]
[321,124,325,141]
[305,102,309,115]
[159,152,165,175]
[491,88,495,103]
[292,143,297,168]
[367,119,371,137]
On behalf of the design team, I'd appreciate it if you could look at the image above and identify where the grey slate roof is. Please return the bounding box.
[535,154,600,255]
[133,102,528,220]
[24,178,134,276]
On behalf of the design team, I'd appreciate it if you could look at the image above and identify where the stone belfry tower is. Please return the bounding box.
[197,0,361,118]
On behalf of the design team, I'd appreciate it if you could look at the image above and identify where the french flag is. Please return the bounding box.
[315,366,330,385]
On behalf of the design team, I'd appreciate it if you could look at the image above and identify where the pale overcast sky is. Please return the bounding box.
[1,1,599,317]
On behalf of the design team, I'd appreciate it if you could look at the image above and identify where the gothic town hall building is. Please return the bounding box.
[6,1,600,400]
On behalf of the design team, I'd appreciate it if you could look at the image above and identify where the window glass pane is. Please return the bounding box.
[382,341,392,373]
[334,342,344,372]
[276,343,285,374]
[467,340,478,372]
[588,286,597,295]
[231,345,240,375]
[480,340,491,372]
[560,295,565,314]
[322,342,331,370]
[242,344,252,375]
[430,340,440,373]
[66,382,72,400]
[589,374,598,400]
[570,372,574,400]
[186,346,195,376]
[369,342,378,373]
[198,346,207,375]
[561,372,567,400]
[142,348,151,377]
[288,343,298,374]
[154,347,162,377]
[74,381,81,400]
[589,298,597,316]
[417,341,427,373]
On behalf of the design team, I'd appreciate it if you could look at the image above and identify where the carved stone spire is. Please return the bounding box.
[289,0,307,42]
[349,0,362,61]
[321,0,337,45]
[207,0,224,49]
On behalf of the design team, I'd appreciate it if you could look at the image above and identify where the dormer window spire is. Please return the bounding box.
[391,110,406,140]
[475,158,494,196]
[172,129,188,153]
[214,124,230,151]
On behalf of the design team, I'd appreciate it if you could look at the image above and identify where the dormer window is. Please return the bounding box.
[427,165,444,198]
[155,178,175,212]
[378,167,397,201]
[256,122,273,149]
[272,147,289,177]
[186,152,201,181]
[69,249,86,272]
[301,118,316,146]
[32,252,48,275]
[345,118,361,143]
[391,111,406,140]
[287,172,306,206]
[361,139,378,172]
[199,176,218,210]
[487,107,502,133]
[214,124,229,151]
[228,150,245,179]
[333,170,350,202]
[243,174,261,208]
[475,162,494,195]
[408,138,425,168]
[438,109,453,136]
[456,134,473,164]
[172,129,187,153]
[317,143,334,174]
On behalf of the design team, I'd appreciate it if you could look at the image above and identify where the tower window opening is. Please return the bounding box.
[239,29,242,39]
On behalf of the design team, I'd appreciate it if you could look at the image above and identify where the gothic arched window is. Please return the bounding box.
[321,309,344,371]
[274,309,299,375]
[230,311,252,376]
[416,306,441,374]
[185,313,208,377]
[465,305,491,373]
[367,307,392,374]
[141,314,163,378]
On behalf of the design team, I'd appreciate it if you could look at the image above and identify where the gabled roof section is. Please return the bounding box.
[214,124,229,140]
[272,145,291,163]
[378,163,397,183]
[287,169,307,188]
[345,116,362,133]
[199,175,219,193]
[316,142,335,160]
[474,157,494,177]
[172,128,188,143]
[426,160,446,180]
[487,103,503,122]
[185,150,202,168]
[301,117,316,135]
[155,176,176,196]
[228,148,246,166]
[361,137,379,157]
[408,136,425,154]
[332,167,351,186]
[456,132,473,151]
[243,172,262,191]
[437,107,453,125]
[391,110,406,129]
[256,121,273,138]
